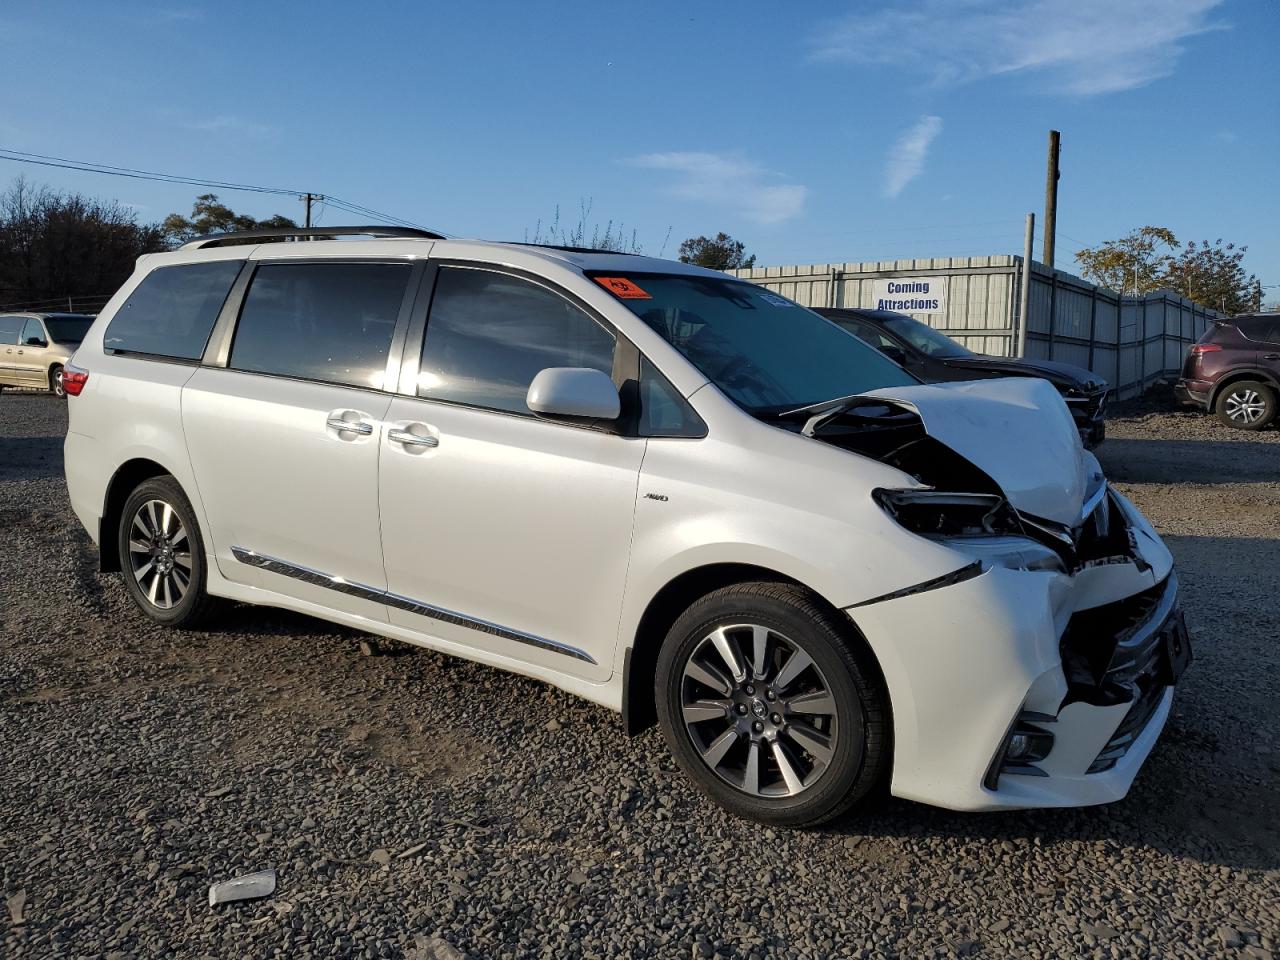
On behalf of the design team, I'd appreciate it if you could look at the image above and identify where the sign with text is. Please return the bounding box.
[872,276,946,315]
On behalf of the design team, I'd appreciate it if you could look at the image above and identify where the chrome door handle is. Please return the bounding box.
[326,416,374,435]
[388,428,438,448]
[1265,353,1280,360]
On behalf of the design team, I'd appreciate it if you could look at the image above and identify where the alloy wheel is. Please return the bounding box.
[1225,388,1266,424]
[680,623,839,798]
[127,499,193,610]
[52,368,65,398]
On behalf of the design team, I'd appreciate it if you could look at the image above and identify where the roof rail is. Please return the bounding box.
[181,225,447,250]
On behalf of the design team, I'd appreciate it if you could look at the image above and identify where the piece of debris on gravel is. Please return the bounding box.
[207,869,277,907]
[1,392,1277,959]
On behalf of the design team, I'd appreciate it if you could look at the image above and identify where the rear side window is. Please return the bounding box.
[229,262,411,390]
[0,317,24,345]
[104,261,242,360]
[418,267,616,415]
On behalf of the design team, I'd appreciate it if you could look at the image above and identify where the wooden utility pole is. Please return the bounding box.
[301,192,323,228]
[1043,130,1060,269]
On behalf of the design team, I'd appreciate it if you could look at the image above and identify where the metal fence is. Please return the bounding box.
[729,256,1220,400]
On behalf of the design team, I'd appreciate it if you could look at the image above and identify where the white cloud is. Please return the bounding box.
[810,0,1225,95]
[885,115,942,198]
[628,151,808,224]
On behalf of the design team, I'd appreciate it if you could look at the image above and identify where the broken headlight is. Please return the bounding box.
[873,489,1065,573]
[873,489,1020,538]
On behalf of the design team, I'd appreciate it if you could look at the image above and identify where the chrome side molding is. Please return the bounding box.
[230,546,596,664]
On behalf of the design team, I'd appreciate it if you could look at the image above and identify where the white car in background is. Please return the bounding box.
[61,227,1191,826]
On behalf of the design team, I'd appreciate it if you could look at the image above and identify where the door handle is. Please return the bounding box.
[1264,354,1280,360]
[388,428,439,448]
[326,416,374,435]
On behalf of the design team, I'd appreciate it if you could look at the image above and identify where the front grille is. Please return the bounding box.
[1088,679,1167,773]
[1060,575,1175,698]
[1059,575,1184,773]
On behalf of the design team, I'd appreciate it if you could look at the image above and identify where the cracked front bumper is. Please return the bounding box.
[847,492,1185,812]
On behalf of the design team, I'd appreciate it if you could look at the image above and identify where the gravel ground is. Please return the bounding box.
[1,390,1277,960]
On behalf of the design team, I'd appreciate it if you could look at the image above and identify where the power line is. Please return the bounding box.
[0,146,443,233]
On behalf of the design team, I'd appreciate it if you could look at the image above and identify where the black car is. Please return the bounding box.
[817,308,1110,447]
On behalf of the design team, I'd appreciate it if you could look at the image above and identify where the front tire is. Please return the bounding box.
[656,582,890,828]
[50,364,65,398]
[1215,380,1276,430]
[118,476,217,628]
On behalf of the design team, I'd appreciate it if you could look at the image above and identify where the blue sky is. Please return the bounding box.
[2,0,1277,288]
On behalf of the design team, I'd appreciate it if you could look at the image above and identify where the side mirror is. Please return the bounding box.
[24,336,46,348]
[880,344,908,366]
[527,367,620,421]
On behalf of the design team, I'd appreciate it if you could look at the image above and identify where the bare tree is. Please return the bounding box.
[0,177,165,311]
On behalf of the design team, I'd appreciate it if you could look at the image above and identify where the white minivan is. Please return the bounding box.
[63,227,1191,826]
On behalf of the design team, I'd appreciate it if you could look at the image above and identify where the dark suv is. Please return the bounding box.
[1176,314,1280,430]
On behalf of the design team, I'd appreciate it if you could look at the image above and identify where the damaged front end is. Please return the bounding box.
[781,378,1192,809]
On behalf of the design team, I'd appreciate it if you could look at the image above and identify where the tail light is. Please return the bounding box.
[1190,343,1222,355]
[62,363,89,397]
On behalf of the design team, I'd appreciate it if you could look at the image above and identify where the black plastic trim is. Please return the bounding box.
[846,560,983,609]
[230,546,597,665]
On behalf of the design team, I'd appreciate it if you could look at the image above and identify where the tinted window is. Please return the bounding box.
[104,261,242,360]
[0,317,21,345]
[419,267,616,415]
[44,316,93,344]
[230,262,411,389]
[1238,316,1280,344]
[599,274,913,414]
[639,356,705,438]
[22,318,47,346]
[835,316,900,353]
[880,314,972,358]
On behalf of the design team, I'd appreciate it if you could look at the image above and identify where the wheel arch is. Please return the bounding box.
[620,562,890,738]
[99,458,178,572]
[1208,369,1280,408]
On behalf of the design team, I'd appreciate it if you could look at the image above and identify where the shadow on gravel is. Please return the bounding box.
[0,435,64,480]
[1096,436,1280,485]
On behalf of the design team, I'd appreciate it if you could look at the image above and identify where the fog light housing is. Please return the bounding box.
[983,712,1056,790]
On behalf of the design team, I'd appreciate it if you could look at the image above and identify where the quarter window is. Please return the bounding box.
[104,261,243,360]
[229,262,412,390]
[419,267,616,415]
[639,357,705,438]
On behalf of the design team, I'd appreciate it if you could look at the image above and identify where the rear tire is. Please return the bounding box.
[1215,380,1275,430]
[656,581,890,828]
[118,476,217,628]
[50,365,65,398]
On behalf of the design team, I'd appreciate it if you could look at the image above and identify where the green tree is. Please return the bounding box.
[1073,226,1178,294]
[1163,238,1261,314]
[161,193,297,247]
[677,232,756,271]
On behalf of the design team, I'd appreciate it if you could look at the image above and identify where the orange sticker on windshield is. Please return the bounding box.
[593,276,652,299]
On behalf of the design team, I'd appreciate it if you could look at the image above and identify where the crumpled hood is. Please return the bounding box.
[862,377,1089,526]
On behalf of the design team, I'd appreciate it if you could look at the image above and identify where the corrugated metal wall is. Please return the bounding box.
[729,256,1220,400]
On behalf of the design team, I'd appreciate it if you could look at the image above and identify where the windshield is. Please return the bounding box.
[593,273,914,413]
[44,316,93,344]
[880,314,973,359]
